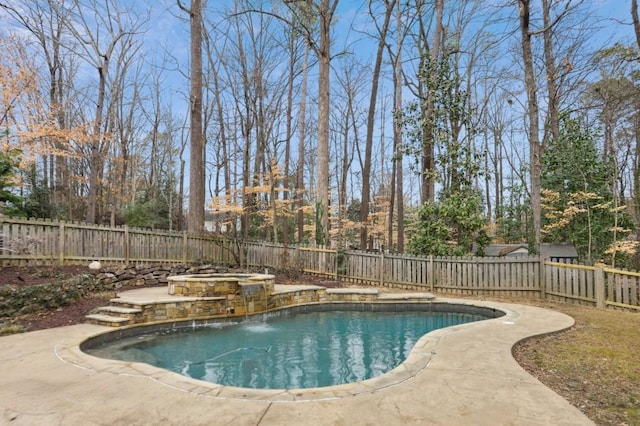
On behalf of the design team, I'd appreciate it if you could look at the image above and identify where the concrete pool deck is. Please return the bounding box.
[0,292,593,425]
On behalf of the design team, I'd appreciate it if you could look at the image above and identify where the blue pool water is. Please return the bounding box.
[87,309,488,389]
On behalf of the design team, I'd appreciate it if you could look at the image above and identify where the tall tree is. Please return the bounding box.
[296,41,310,243]
[392,0,405,252]
[315,0,338,245]
[518,0,585,251]
[281,0,338,245]
[518,0,542,251]
[202,20,234,235]
[360,0,396,250]
[417,0,443,204]
[178,0,205,234]
[0,0,72,217]
[63,0,147,224]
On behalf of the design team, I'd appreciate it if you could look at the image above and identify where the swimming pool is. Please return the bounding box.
[84,303,501,390]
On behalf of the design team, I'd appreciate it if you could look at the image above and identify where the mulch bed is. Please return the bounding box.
[0,265,340,331]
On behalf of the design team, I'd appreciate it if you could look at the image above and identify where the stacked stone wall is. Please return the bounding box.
[95,264,229,289]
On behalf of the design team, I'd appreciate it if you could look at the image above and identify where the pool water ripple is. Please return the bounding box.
[87,310,488,390]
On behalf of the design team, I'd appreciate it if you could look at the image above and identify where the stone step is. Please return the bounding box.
[85,313,131,327]
[97,306,142,317]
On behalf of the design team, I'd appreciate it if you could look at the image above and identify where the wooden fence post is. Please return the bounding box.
[124,225,130,264]
[429,255,434,292]
[58,222,65,265]
[182,231,188,264]
[595,265,605,309]
[539,257,546,300]
[379,251,385,287]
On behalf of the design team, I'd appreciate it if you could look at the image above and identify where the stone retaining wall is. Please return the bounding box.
[167,274,275,298]
[268,288,328,310]
[95,264,229,289]
[115,298,229,323]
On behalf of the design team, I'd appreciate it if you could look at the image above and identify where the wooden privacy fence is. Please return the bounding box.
[545,261,640,311]
[243,242,544,297]
[1,218,638,311]
[0,217,236,266]
[243,242,640,311]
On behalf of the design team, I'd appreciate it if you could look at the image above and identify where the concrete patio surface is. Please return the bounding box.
[0,295,593,425]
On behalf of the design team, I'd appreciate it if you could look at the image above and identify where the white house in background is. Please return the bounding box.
[482,244,529,257]
[204,211,230,233]
[481,243,579,263]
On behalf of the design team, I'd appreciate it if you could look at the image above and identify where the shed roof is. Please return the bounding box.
[481,243,579,259]
[540,243,579,258]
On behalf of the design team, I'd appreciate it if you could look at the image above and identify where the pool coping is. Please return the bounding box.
[0,293,595,425]
[74,300,505,402]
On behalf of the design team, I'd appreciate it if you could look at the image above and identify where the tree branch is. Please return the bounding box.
[176,0,191,14]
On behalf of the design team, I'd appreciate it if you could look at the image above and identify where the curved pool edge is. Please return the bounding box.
[1,298,593,425]
[55,298,545,403]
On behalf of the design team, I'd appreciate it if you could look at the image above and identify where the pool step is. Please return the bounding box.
[99,306,143,320]
[85,313,132,327]
[85,306,143,327]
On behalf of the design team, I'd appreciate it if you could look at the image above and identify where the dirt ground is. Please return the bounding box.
[1,265,638,425]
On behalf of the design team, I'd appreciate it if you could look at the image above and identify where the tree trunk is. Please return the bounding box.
[484,130,492,220]
[187,0,205,234]
[361,0,396,250]
[315,0,337,246]
[394,1,405,252]
[418,0,443,204]
[86,62,107,224]
[340,98,350,230]
[297,42,310,243]
[518,0,542,251]
[542,0,560,144]
[282,33,297,247]
[210,52,232,235]
[632,0,640,50]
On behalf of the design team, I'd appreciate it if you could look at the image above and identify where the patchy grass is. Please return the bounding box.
[0,322,26,336]
[513,303,640,426]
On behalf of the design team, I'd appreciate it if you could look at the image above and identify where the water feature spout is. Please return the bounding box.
[239,282,267,317]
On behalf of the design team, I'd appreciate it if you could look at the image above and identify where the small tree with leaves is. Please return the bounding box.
[408,188,489,256]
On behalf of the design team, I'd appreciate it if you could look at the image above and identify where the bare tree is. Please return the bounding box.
[297,41,310,243]
[203,19,235,235]
[178,0,205,234]
[334,59,365,241]
[360,0,396,251]
[518,0,543,250]
[315,0,338,245]
[0,0,76,216]
[283,0,338,245]
[63,0,147,224]
[517,0,586,250]
[107,46,144,226]
[391,0,405,252]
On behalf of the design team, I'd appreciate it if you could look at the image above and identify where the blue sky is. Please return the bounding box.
[2,0,639,209]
